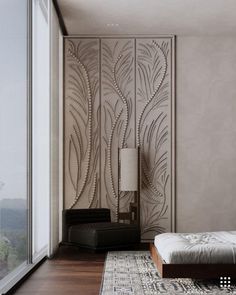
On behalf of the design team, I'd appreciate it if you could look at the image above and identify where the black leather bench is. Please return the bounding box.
[62,208,140,250]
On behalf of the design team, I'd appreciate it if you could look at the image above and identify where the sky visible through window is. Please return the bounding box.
[0,0,28,280]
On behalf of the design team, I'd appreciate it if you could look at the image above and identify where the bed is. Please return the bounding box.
[150,231,236,279]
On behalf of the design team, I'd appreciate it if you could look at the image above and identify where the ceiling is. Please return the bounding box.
[57,0,236,36]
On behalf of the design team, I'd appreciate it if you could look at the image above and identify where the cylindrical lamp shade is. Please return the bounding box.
[120,148,138,191]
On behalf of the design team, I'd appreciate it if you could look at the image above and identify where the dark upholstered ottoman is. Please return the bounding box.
[62,209,140,250]
[68,222,140,249]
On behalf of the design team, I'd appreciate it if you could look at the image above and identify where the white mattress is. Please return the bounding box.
[154,231,236,264]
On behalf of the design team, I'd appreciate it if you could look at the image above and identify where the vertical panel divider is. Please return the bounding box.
[171,36,176,233]
[134,38,137,221]
[134,38,137,148]
[62,38,65,211]
[99,38,102,208]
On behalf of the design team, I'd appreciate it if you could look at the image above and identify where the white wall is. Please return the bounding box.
[33,0,62,257]
[58,32,64,243]
[176,36,236,232]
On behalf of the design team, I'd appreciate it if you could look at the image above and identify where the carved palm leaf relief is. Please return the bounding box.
[136,39,173,240]
[64,39,100,209]
[64,37,175,240]
[101,39,135,221]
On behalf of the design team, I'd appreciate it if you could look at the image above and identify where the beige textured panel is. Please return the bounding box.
[176,36,236,233]
[64,38,100,209]
[101,38,135,221]
[136,38,174,240]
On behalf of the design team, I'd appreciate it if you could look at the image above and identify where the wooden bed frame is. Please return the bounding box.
[150,243,236,279]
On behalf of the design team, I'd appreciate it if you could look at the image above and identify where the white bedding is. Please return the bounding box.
[154,231,236,264]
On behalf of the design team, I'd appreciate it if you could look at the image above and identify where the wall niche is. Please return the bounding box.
[64,36,175,240]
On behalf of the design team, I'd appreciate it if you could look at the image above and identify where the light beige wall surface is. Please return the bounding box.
[176,36,236,232]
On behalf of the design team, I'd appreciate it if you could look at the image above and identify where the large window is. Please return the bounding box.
[0,0,28,282]
[0,0,61,292]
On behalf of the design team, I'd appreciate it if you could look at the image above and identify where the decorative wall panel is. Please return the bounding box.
[64,36,175,240]
[101,39,135,220]
[136,38,174,240]
[64,39,100,209]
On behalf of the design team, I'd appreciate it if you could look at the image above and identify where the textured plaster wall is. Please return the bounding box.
[176,36,236,232]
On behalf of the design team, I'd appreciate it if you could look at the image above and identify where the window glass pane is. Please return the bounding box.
[32,0,50,257]
[0,0,28,280]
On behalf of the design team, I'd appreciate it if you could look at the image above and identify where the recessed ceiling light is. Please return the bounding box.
[107,23,119,27]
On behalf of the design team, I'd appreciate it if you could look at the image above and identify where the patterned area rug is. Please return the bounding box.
[100,251,236,295]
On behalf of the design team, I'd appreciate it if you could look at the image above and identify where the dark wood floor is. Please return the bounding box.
[10,246,106,295]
